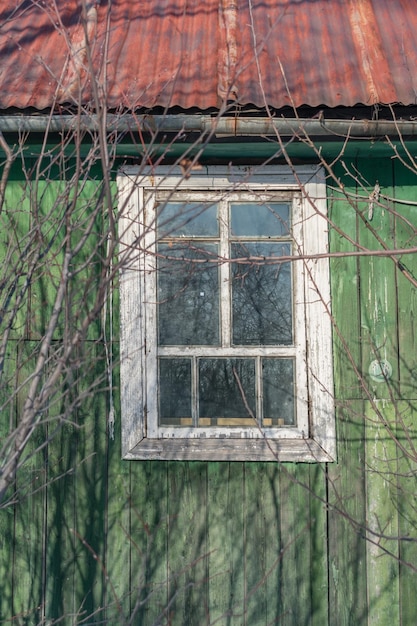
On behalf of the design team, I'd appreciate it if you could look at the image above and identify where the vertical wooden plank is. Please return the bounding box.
[394,402,417,626]
[207,462,245,625]
[28,178,103,342]
[0,179,31,340]
[28,180,65,340]
[166,461,209,626]
[309,464,329,626]
[36,175,107,621]
[45,420,78,621]
[392,161,417,624]
[44,348,79,622]
[243,462,327,626]
[328,404,368,626]
[1,176,47,622]
[279,464,312,625]
[357,159,400,624]
[65,179,104,342]
[328,160,369,625]
[243,462,283,626]
[29,177,73,621]
[354,157,402,624]
[0,505,14,620]
[281,464,328,626]
[0,341,17,622]
[11,341,46,625]
[328,163,362,400]
[357,159,398,401]
[364,400,400,626]
[103,381,132,624]
[393,161,417,397]
[128,461,169,626]
[72,343,108,621]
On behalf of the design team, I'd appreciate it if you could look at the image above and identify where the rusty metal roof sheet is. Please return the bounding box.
[1,0,417,111]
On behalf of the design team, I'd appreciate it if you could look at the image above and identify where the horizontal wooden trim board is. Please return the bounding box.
[126,437,334,462]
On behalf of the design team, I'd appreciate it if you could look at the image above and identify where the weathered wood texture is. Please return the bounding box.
[1,157,417,625]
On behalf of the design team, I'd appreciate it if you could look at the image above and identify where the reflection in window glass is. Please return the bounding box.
[159,358,192,425]
[262,359,295,426]
[157,202,218,237]
[158,243,220,345]
[230,202,290,237]
[232,242,293,345]
[199,358,256,424]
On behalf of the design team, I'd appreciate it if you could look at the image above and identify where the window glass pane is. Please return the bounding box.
[158,243,220,345]
[232,242,293,345]
[157,202,218,237]
[199,358,256,425]
[159,358,192,425]
[230,202,290,237]
[262,358,295,426]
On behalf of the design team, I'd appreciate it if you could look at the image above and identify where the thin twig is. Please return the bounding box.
[0,131,14,215]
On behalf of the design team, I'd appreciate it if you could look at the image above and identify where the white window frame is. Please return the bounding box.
[118,165,335,462]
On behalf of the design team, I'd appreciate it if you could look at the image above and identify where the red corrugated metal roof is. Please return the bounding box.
[1,0,417,111]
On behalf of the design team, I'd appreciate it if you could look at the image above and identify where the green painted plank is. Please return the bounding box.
[103,368,132,624]
[391,162,417,625]
[27,180,66,340]
[5,135,417,165]
[166,461,209,626]
[279,464,312,625]
[43,355,79,622]
[243,462,282,626]
[207,462,245,625]
[0,341,18,621]
[6,138,417,162]
[61,178,108,343]
[393,402,417,626]
[328,163,362,400]
[27,178,104,341]
[327,403,368,626]
[44,427,78,621]
[308,464,329,626]
[0,181,32,340]
[328,163,369,625]
[0,505,14,621]
[357,159,398,400]
[76,345,108,621]
[128,461,169,626]
[364,400,400,626]
[11,341,46,625]
[393,160,417,398]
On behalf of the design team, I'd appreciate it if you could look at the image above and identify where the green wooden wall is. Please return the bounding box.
[1,157,417,625]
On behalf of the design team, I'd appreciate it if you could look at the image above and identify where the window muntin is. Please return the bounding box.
[119,166,335,462]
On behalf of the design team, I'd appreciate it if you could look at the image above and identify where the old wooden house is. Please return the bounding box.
[1,1,417,624]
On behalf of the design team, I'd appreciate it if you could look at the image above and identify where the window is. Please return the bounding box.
[118,166,335,461]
